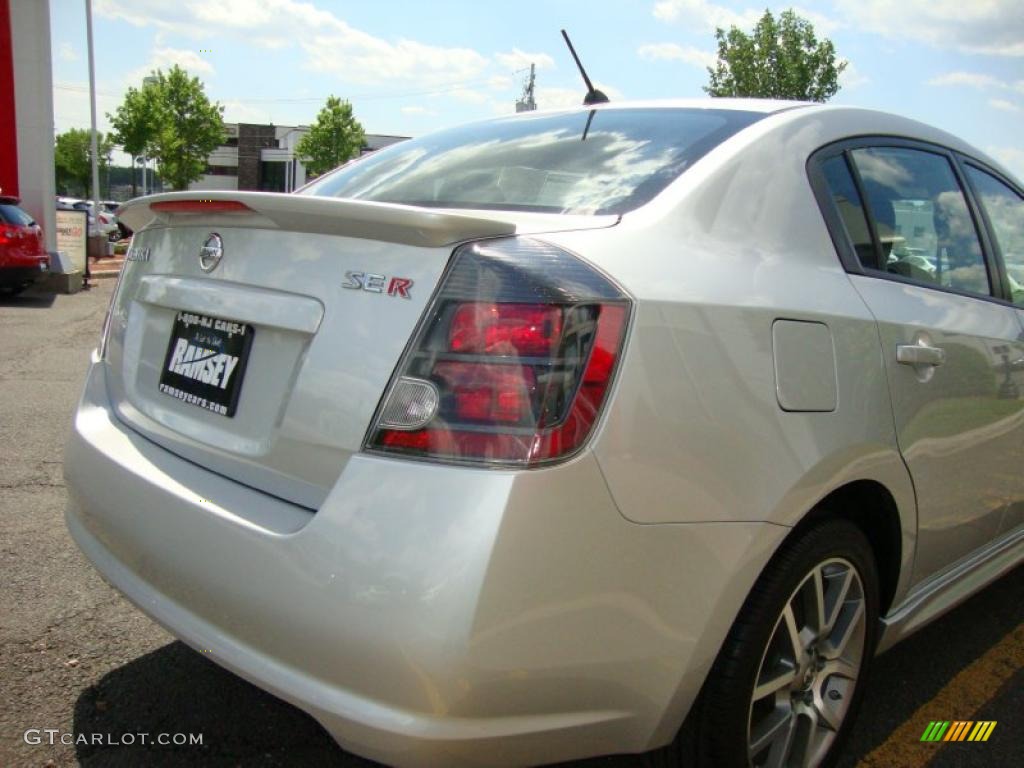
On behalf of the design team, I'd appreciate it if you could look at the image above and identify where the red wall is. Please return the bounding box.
[0,0,19,198]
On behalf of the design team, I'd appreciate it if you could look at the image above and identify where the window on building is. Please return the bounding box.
[260,161,287,192]
[204,165,238,177]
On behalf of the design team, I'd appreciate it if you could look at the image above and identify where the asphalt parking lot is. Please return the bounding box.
[1,281,1020,768]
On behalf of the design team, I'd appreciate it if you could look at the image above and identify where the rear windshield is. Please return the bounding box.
[0,203,34,226]
[302,108,762,215]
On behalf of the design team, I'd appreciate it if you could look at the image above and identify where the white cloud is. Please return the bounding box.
[401,105,437,116]
[447,87,490,105]
[790,5,841,35]
[93,0,215,38]
[637,42,716,69]
[301,33,488,88]
[534,82,624,111]
[534,87,588,111]
[928,71,1002,90]
[125,46,215,85]
[652,0,761,31]
[929,72,1024,105]
[96,0,496,94]
[494,48,555,72]
[988,146,1024,181]
[989,99,1021,113]
[488,75,514,92]
[58,42,78,62]
[838,62,869,89]
[836,0,1024,57]
[53,81,121,135]
[221,99,275,124]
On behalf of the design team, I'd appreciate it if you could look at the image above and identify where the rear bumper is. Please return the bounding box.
[64,355,788,767]
[0,263,48,287]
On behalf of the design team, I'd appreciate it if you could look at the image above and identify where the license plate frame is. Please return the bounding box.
[158,311,254,418]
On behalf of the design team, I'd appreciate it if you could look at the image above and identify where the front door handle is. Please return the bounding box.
[897,344,946,367]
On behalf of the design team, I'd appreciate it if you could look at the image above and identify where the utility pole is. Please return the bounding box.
[516,63,536,112]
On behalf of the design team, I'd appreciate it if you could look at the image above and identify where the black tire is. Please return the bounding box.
[652,518,880,768]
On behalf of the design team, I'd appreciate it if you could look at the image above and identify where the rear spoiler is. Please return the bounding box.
[117,191,518,248]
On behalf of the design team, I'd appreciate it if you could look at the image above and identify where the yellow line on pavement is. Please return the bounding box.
[856,621,1024,768]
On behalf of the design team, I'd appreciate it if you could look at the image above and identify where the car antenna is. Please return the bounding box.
[561,29,609,106]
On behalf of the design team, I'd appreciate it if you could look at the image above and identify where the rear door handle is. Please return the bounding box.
[896,344,946,367]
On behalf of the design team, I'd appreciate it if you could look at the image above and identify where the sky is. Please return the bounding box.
[50,0,1024,179]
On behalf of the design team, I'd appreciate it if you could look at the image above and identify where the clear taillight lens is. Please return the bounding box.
[366,237,630,467]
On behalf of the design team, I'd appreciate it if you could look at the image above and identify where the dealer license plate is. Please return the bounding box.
[158,311,254,417]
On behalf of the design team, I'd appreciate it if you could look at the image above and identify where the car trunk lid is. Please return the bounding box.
[105,192,616,508]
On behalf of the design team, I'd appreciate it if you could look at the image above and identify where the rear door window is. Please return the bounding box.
[964,165,1024,306]
[848,147,992,297]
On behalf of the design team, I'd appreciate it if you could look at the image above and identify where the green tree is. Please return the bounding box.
[296,96,366,177]
[54,128,114,197]
[144,65,225,190]
[705,9,846,102]
[107,83,160,196]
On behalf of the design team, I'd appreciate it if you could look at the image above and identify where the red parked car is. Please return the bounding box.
[0,196,49,295]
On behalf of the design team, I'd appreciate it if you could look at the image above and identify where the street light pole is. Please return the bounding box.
[85,0,100,288]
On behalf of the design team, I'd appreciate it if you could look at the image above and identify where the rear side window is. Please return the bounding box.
[301,108,763,215]
[848,147,991,297]
[0,203,34,227]
[965,166,1024,306]
[820,156,876,269]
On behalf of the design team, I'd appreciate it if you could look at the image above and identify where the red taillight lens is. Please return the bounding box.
[366,238,630,467]
[150,200,251,214]
[434,361,538,424]
[449,303,563,356]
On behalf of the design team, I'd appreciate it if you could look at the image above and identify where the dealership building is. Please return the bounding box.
[190,123,409,193]
[1,0,56,249]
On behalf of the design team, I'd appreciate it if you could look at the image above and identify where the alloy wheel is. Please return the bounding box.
[747,557,867,768]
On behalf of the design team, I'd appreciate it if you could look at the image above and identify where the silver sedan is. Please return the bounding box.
[65,99,1024,767]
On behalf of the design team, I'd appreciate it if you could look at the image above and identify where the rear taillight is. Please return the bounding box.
[366,238,630,467]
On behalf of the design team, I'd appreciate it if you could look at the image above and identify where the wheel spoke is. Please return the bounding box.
[800,717,829,768]
[822,567,854,635]
[753,665,797,702]
[764,711,798,768]
[782,603,804,659]
[821,657,858,682]
[822,599,865,660]
[750,706,795,761]
[814,694,842,732]
[793,702,820,768]
[811,567,827,635]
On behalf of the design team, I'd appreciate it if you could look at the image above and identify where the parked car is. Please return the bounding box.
[0,196,49,295]
[59,197,120,240]
[64,100,1024,768]
[100,200,133,241]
